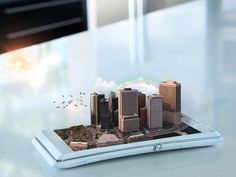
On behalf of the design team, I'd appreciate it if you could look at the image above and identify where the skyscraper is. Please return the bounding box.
[100,98,111,130]
[138,92,146,116]
[159,80,181,124]
[118,88,139,133]
[139,107,147,128]
[109,92,118,126]
[109,92,118,112]
[112,110,119,127]
[90,92,105,125]
[146,94,163,129]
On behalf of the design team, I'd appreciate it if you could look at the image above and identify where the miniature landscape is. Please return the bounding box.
[54,80,201,151]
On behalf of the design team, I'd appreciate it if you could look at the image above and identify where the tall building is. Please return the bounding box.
[109,92,118,127]
[159,80,181,124]
[100,98,111,130]
[118,88,139,133]
[146,94,163,129]
[138,92,146,117]
[109,92,118,112]
[90,92,105,125]
[112,110,119,126]
[139,107,147,128]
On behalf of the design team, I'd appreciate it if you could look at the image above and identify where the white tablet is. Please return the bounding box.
[32,114,222,168]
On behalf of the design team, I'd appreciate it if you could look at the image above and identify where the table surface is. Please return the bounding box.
[0,0,236,177]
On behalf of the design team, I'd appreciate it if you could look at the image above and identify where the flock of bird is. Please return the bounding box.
[53,92,87,109]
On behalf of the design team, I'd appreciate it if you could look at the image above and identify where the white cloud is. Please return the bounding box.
[94,77,159,96]
[119,81,158,95]
[94,77,117,94]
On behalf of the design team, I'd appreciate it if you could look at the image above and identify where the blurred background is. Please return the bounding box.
[0,0,236,177]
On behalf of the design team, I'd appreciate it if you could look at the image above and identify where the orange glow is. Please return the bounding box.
[0,47,62,90]
[6,51,32,71]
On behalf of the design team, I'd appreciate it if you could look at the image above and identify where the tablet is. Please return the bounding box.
[32,114,222,168]
[32,80,222,168]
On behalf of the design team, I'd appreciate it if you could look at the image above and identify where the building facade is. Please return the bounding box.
[109,92,118,112]
[138,92,146,115]
[118,88,139,133]
[146,94,163,129]
[100,98,111,130]
[159,80,181,124]
[109,92,118,126]
[90,92,105,125]
[139,107,147,128]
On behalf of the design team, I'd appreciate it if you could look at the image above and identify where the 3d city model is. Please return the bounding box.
[55,80,200,151]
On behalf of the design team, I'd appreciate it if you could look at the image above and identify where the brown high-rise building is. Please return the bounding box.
[100,98,111,130]
[118,88,139,133]
[90,92,105,125]
[112,109,119,126]
[159,80,181,124]
[146,94,163,129]
[109,92,118,127]
[109,92,118,112]
[139,107,147,128]
[138,92,146,117]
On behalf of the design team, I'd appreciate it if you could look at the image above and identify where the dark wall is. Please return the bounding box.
[0,0,87,54]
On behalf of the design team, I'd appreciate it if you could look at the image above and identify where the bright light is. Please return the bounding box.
[0,46,65,90]
[0,49,48,90]
[5,50,32,71]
